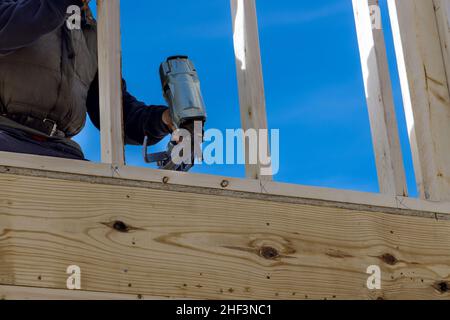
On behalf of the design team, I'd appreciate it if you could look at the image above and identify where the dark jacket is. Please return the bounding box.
[0,0,169,151]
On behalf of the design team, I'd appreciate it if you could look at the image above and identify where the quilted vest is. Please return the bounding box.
[0,19,98,138]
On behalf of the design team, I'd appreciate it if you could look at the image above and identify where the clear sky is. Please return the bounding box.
[77,0,417,195]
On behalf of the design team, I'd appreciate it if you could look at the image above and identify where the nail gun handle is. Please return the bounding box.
[143,135,170,164]
[143,135,194,172]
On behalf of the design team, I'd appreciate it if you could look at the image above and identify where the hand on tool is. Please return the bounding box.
[143,56,206,172]
[162,110,180,143]
[162,110,176,132]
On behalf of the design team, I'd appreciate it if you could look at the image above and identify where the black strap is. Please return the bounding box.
[2,113,66,138]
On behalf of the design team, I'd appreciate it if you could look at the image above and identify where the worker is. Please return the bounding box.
[0,0,175,160]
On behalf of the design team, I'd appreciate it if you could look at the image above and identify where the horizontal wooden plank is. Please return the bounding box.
[0,285,174,300]
[0,151,449,216]
[0,173,450,299]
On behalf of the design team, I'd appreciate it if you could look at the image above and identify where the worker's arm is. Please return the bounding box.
[86,73,172,146]
[0,0,81,54]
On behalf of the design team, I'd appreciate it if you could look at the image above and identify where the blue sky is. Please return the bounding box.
[77,0,417,195]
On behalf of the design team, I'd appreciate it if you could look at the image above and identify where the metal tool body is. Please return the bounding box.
[143,56,207,171]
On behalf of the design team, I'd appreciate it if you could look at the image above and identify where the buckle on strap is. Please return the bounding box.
[43,118,58,137]
[0,113,65,138]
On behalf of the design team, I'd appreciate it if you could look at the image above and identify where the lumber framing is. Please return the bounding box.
[388,0,450,201]
[2,0,450,301]
[434,0,450,94]
[0,166,450,300]
[0,285,173,300]
[352,0,408,196]
[97,0,125,166]
[230,0,271,180]
[0,151,449,215]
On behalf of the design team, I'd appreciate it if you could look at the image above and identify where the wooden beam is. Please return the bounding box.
[434,0,450,94]
[0,285,173,300]
[230,0,271,180]
[97,0,125,166]
[1,151,450,215]
[352,0,408,196]
[0,172,449,299]
[388,0,450,201]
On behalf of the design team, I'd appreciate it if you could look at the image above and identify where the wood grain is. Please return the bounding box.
[0,173,450,300]
[434,0,450,94]
[97,0,125,165]
[352,0,408,196]
[0,285,174,300]
[230,0,271,180]
[388,0,450,201]
[1,151,450,215]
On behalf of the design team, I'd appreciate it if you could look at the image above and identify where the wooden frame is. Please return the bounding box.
[0,0,448,209]
[0,285,172,300]
[2,0,450,301]
[0,151,449,215]
[95,0,272,178]
[434,0,450,94]
[0,166,449,300]
[97,0,125,166]
[230,0,271,180]
[388,0,450,201]
[352,0,408,197]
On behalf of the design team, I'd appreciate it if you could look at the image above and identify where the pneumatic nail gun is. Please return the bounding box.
[143,56,207,172]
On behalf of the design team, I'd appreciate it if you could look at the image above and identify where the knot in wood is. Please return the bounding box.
[259,246,279,260]
[113,221,129,233]
[380,253,398,266]
[434,281,449,293]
